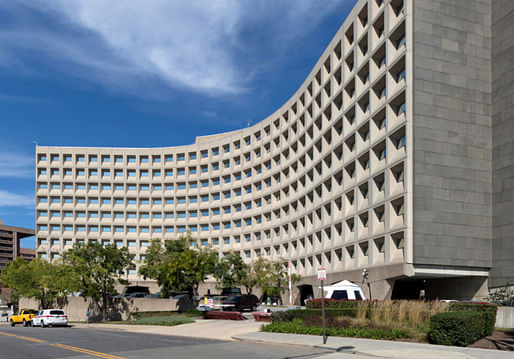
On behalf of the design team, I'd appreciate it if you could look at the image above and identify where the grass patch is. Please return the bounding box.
[131,310,202,319]
[131,315,195,326]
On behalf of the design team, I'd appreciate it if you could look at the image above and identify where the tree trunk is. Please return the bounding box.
[102,294,107,321]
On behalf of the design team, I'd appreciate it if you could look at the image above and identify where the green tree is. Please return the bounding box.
[252,258,301,303]
[139,235,218,296]
[63,242,133,320]
[0,258,75,308]
[487,284,514,305]
[213,252,248,291]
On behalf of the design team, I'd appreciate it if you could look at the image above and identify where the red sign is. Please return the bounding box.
[317,268,327,281]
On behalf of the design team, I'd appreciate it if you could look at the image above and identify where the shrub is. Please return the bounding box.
[429,311,494,346]
[271,309,358,323]
[262,318,409,340]
[449,302,497,313]
[305,300,448,328]
[448,302,497,335]
[306,299,360,310]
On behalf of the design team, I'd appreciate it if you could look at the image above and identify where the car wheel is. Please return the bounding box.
[23,319,27,327]
[10,320,14,327]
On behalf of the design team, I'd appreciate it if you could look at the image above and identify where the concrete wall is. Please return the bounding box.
[496,307,514,329]
[18,296,189,322]
[412,0,492,268]
[490,0,514,288]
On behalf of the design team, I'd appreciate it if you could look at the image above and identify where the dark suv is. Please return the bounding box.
[222,294,259,312]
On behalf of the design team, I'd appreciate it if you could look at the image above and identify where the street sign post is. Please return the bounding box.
[288,261,293,308]
[317,267,327,344]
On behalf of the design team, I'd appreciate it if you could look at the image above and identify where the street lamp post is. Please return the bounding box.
[362,268,371,300]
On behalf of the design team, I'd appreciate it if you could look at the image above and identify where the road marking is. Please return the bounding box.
[0,332,17,337]
[50,343,126,359]
[0,331,126,359]
[15,335,48,343]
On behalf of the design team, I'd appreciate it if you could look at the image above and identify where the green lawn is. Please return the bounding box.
[131,315,195,326]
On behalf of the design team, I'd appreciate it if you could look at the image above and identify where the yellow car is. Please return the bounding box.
[10,309,38,327]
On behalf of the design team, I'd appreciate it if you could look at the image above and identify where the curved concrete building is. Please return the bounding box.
[36,0,514,301]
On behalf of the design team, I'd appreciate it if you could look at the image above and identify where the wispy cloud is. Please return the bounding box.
[0,93,53,104]
[0,190,34,208]
[0,152,33,178]
[0,0,347,97]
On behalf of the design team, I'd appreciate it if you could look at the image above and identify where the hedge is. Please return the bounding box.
[448,302,497,336]
[429,311,496,346]
[263,318,409,340]
[306,299,360,310]
[448,302,497,314]
[271,308,358,323]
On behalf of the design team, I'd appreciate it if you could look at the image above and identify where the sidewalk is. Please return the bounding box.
[234,331,512,359]
[72,318,262,341]
[72,319,509,359]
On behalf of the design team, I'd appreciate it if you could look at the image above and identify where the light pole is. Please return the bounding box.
[362,268,371,300]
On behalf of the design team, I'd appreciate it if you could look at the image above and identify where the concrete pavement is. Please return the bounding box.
[234,331,513,359]
[71,319,510,359]
[72,318,263,341]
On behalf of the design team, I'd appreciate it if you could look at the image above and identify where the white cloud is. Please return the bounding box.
[0,152,33,178]
[0,0,347,96]
[0,190,33,208]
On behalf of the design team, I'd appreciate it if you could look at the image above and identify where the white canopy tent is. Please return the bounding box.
[320,280,366,300]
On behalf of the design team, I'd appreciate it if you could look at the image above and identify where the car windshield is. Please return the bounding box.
[50,310,65,315]
[28,310,38,314]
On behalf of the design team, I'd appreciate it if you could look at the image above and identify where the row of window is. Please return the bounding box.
[37,190,259,205]
[38,229,405,265]
[37,205,256,220]
[37,194,404,236]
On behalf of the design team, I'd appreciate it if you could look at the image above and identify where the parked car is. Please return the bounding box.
[10,309,38,327]
[128,292,146,298]
[113,293,131,299]
[507,296,514,307]
[32,309,68,328]
[145,292,162,298]
[222,294,259,312]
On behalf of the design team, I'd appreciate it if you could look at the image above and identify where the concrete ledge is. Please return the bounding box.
[252,312,272,322]
[496,307,514,328]
[203,311,244,320]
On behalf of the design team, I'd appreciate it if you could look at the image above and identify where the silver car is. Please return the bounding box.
[32,309,68,327]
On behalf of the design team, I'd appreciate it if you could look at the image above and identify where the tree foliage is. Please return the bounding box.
[138,235,218,296]
[213,252,249,291]
[252,258,301,300]
[63,242,133,320]
[486,284,514,305]
[0,258,76,308]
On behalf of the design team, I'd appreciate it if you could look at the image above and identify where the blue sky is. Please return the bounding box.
[0,0,356,248]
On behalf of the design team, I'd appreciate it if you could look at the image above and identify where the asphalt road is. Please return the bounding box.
[0,325,330,359]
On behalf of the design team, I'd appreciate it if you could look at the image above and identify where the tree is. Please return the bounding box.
[63,242,133,321]
[252,258,301,303]
[213,252,249,291]
[139,234,218,296]
[0,258,76,308]
[487,284,514,305]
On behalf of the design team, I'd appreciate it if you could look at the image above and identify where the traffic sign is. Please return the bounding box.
[317,267,326,281]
